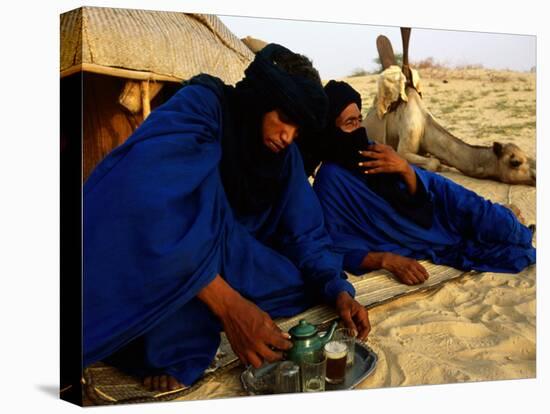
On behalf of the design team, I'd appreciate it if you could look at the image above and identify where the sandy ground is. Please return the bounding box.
[176,68,537,399]
[358,265,536,389]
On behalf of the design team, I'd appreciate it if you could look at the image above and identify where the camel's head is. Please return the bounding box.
[493,142,536,186]
[375,65,422,119]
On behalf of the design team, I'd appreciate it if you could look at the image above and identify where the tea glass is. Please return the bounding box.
[324,340,348,384]
[334,327,356,367]
[300,356,326,392]
[275,361,301,394]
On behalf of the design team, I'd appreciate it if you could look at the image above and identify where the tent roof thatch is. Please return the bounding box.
[60,7,254,84]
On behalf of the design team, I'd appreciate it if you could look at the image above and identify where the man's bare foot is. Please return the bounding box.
[142,374,186,392]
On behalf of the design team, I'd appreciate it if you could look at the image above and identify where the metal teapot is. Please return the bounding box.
[286,319,338,364]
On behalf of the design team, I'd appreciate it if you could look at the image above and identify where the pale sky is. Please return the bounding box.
[219,15,536,80]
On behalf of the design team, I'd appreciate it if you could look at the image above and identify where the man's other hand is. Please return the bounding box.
[335,292,371,341]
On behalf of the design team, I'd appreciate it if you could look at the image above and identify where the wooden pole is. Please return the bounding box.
[141,80,151,120]
[60,63,182,83]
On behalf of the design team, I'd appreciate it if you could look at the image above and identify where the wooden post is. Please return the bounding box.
[141,80,151,120]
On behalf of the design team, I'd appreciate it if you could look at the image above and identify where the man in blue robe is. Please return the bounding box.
[297,80,535,286]
[83,45,370,392]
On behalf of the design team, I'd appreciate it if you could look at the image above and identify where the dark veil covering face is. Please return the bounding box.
[301,80,434,229]
[295,80,362,177]
[185,43,328,216]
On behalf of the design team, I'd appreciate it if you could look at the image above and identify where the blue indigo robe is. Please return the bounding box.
[313,162,535,275]
[83,85,354,385]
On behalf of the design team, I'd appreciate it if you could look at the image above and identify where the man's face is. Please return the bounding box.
[262,109,300,153]
[335,103,362,132]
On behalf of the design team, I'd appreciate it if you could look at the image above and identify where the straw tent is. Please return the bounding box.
[60,7,254,180]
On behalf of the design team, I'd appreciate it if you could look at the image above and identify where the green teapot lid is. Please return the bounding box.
[289,319,317,338]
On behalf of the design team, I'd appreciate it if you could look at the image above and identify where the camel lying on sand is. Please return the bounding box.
[363,32,536,187]
[363,65,536,186]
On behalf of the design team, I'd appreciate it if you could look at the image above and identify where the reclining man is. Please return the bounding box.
[297,80,535,286]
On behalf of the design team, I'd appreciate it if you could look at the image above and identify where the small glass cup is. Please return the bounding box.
[324,340,348,384]
[334,327,356,367]
[300,356,326,392]
[275,361,301,394]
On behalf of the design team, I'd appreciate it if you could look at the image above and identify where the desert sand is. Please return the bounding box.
[174,67,536,399]
[357,265,536,388]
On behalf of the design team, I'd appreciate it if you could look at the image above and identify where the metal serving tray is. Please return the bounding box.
[241,341,378,395]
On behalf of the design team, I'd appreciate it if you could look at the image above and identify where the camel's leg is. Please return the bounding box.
[396,127,441,171]
[400,152,441,171]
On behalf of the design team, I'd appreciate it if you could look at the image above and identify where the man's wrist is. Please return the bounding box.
[401,163,414,180]
[197,274,241,320]
[401,164,417,194]
[325,278,356,305]
[379,252,394,271]
[336,290,353,306]
[361,252,387,270]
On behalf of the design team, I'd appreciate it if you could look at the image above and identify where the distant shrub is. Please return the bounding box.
[349,67,369,77]
[412,57,445,70]
[455,63,484,70]
[372,53,403,73]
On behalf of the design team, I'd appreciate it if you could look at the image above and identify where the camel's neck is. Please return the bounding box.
[423,116,498,178]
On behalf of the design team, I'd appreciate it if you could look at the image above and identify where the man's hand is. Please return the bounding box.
[220,295,293,368]
[197,275,292,368]
[358,143,417,194]
[382,252,429,285]
[358,143,409,175]
[360,252,429,286]
[335,292,371,341]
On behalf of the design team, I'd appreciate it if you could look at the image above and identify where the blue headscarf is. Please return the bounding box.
[186,43,328,215]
